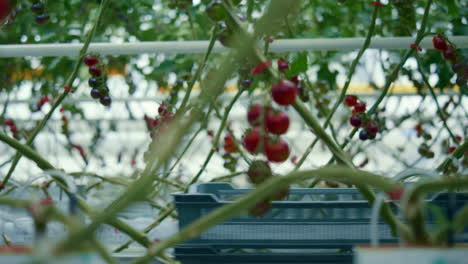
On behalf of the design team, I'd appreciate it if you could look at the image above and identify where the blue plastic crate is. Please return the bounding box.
[173,183,468,249]
[174,246,353,264]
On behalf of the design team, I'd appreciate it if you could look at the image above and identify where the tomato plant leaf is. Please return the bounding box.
[286,52,308,78]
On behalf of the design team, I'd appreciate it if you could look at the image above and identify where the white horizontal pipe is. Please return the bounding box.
[1,36,467,58]
[0,92,459,105]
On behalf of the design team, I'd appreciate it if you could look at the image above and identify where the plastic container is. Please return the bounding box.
[175,246,353,264]
[354,246,468,264]
[173,183,468,250]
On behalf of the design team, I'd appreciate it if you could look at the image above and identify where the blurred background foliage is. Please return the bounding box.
[0,0,466,112]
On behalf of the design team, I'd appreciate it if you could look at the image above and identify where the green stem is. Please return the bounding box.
[246,0,254,21]
[324,5,378,128]
[294,5,380,170]
[69,172,131,186]
[404,177,468,244]
[293,100,354,167]
[164,107,213,176]
[415,55,459,145]
[454,206,468,233]
[184,88,245,191]
[113,205,175,253]
[152,176,185,190]
[186,9,198,40]
[54,180,153,248]
[50,204,118,264]
[90,237,119,264]
[0,197,31,209]
[210,171,246,182]
[0,93,10,120]
[434,204,468,245]
[0,185,17,196]
[178,25,218,112]
[0,131,55,171]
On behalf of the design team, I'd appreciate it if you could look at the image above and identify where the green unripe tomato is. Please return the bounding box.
[247,160,272,185]
[206,1,227,21]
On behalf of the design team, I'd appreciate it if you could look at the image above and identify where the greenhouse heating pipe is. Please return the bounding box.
[1,36,467,58]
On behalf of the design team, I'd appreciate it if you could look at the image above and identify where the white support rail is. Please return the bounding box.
[0,92,461,105]
[1,36,467,58]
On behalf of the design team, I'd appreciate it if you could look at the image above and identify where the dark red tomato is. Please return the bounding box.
[344,95,358,107]
[243,127,262,154]
[89,65,103,76]
[265,110,290,135]
[432,34,448,51]
[271,80,298,106]
[83,55,99,67]
[4,119,14,126]
[349,115,362,127]
[353,102,366,112]
[247,104,271,126]
[265,138,290,163]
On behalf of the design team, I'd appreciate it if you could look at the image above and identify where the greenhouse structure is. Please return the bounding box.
[0,0,467,263]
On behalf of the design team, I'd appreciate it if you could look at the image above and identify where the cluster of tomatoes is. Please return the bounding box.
[242,59,299,163]
[83,55,112,106]
[3,119,19,139]
[414,123,435,159]
[222,131,239,171]
[432,35,467,88]
[344,95,379,141]
[30,1,49,24]
[144,104,174,139]
[415,122,463,160]
[243,104,291,163]
[243,59,302,217]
